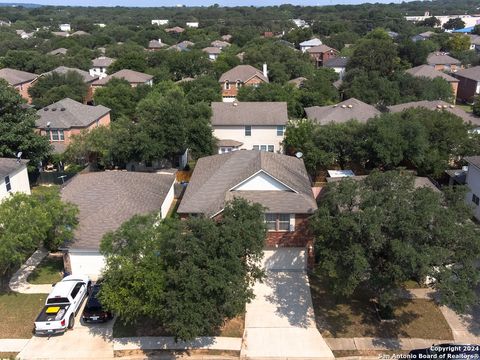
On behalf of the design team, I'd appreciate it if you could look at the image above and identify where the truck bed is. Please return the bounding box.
[35,304,70,323]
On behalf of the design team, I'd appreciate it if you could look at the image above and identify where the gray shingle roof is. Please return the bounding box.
[48,48,68,56]
[44,66,98,83]
[300,38,322,47]
[387,100,480,127]
[211,40,230,48]
[0,68,37,85]
[148,40,167,49]
[427,53,460,66]
[305,98,380,125]
[177,150,317,216]
[217,139,243,147]
[92,69,153,86]
[91,57,115,67]
[455,66,480,82]
[324,57,349,68]
[406,65,459,82]
[327,175,439,193]
[219,65,268,83]
[0,158,28,179]
[36,98,110,130]
[211,102,288,126]
[203,46,221,55]
[466,156,480,169]
[61,171,176,250]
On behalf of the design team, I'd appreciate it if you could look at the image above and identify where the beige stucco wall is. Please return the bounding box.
[0,164,31,202]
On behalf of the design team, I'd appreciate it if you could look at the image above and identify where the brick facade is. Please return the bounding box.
[14,80,34,104]
[221,75,266,98]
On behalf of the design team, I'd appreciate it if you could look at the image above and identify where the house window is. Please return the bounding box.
[236,80,241,88]
[253,144,274,152]
[245,125,251,136]
[225,80,230,90]
[265,213,291,231]
[473,194,480,206]
[276,125,285,136]
[47,130,65,142]
[5,176,11,192]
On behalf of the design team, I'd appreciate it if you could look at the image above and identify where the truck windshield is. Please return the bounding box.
[47,297,69,304]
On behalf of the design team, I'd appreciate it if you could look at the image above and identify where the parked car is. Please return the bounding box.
[82,283,113,323]
[409,344,480,359]
[34,275,90,335]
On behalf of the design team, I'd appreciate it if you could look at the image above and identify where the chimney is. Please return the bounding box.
[263,63,268,78]
[159,38,162,43]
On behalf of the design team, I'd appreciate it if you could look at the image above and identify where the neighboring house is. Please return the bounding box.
[177,150,318,265]
[387,31,399,39]
[151,19,169,26]
[16,30,34,39]
[0,158,31,202]
[148,39,167,51]
[388,100,480,132]
[291,18,308,28]
[0,68,37,103]
[327,175,440,193]
[454,66,480,102]
[211,101,288,153]
[92,69,153,91]
[299,38,322,53]
[71,31,90,37]
[221,34,232,42]
[427,52,461,72]
[186,22,199,28]
[288,77,307,88]
[411,31,435,42]
[467,34,480,52]
[305,98,381,125]
[36,98,111,153]
[211,40,230,49]
[168,40,194,52]
[465,156,480,221]
[219,64,269,102]
[203,46,221,61]
[406,64,459,100]
[165,26,185,34]
[89,57,115,79]
[306,45,339,67]
[42,66,98,103]
[61,171,176,279]
[406,13,480,29]
[323,57,349,80]
[48,48,68,56]
[51,31,70,37]
[59,23,71,32]
[0,20,11,27]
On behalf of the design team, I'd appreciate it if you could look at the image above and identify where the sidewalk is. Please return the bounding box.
[0,339,30,353]
[9,248,52,294]
[325,337,449,351]
[113,336,242,352]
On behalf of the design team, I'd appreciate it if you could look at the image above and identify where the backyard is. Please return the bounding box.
[0,292,46,338]
[309,273,453,340]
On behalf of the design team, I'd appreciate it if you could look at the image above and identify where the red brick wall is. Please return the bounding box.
[221,75,266,98]
[456,76,478,102]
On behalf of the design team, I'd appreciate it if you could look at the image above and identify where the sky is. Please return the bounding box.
[0,0,411,7]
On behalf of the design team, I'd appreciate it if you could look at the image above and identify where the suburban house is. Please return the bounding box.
[61,171,176,279]
[0,158,31,202]
[219,65,269,102]
[168,41,194,52]
[42,66,98,103]
[36,98,111,153]
[16,30,34,39]
[305,98,381,125]
[177,150,318,266]
[406,64,459,100]
[388,100,480,132]
[288,77,307,88]
[454,66,480,102]
[221,34,232,42]
[151,19,169,26]
[306,45,339,67]
[148,39,167,51]
[92,69,153,91]
[427,52,461,72]
[203,46,221,61]
[211,101,288,153]
[186,22,199,28]
[324,57,349,80]
[467,34,480,52]
[51,31,69,37]
[411,31,435,42]
[0,68,37,103]
[211,40,230,49]
[165,26,185,34]
[72,31,90,37]
[299,38,322,53]
[89,57,115,79]
[465,156,480,221]
[59,23,71,32]
[48,48,68,56]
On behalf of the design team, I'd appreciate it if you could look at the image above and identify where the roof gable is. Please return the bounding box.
[231,170,294,192]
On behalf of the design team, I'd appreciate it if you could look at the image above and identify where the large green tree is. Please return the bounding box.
[100,198,266,340]
[311,171,480,315]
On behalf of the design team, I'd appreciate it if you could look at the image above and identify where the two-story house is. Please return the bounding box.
[299,38,322,53]
[323,57,348,79]
[454,66,480,102]
[36,98,111,153]
[41,66,98,103]
[89,57,115,79]
[219,65,269,102]
[177,150,318,267]
[0,68,37,103]
[92,69,153,91]
[211,101,288,154]
[406,65,459,100]
[306,45,339,68]
[427,52,461,72]
[0,158,31,202]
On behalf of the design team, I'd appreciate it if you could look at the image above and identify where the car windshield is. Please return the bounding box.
[47,297,69,304]
[85,285,103,310]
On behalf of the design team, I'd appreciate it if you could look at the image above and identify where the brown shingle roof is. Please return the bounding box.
[203,47,221,55]
[165,26,185,33]
[211,102,288,126]
[148,39,167,49]
[177,150,317,216]
[0,68,37,85]
[427,52,461,66]
[92,57,115,67]
[406,65,459,82]
[93,69,153,86]
[219,65,268,83]
[455,66,480,82]
[44,66,98,83]
[306,45,337,54]
[61,171,176,250]
[305,98,380,125]
[36,98,110,130]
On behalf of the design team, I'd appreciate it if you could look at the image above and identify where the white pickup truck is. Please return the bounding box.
[34,275,90,336]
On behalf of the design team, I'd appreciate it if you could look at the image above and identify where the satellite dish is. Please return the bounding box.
[295,152,303,159]
[16,151,22,159]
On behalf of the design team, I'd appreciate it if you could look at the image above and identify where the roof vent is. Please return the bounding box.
[60,108,66,111]
[233,102,238,107]
[333,104,337,107]
[341,105,347,109]
[450,105,455,108]
[348,104,353,108]
[44,108,49,111]
[52,108,57,111]
[442,105,448,109]
[437,105,442,109]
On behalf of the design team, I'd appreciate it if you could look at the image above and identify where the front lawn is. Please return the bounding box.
[309,273,453,339]
[0,292,46,338]
[27,255,63,285]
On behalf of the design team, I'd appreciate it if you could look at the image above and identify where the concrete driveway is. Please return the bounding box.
[17,297,114,360]
[241,248,334,360]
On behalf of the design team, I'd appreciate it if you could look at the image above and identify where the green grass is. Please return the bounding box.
[0,292,46,338]
[456,104,473,113]
[27,256,63,285]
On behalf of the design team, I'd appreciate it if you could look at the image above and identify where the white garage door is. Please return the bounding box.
[69,252,105,281]
[261,248,306,270]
